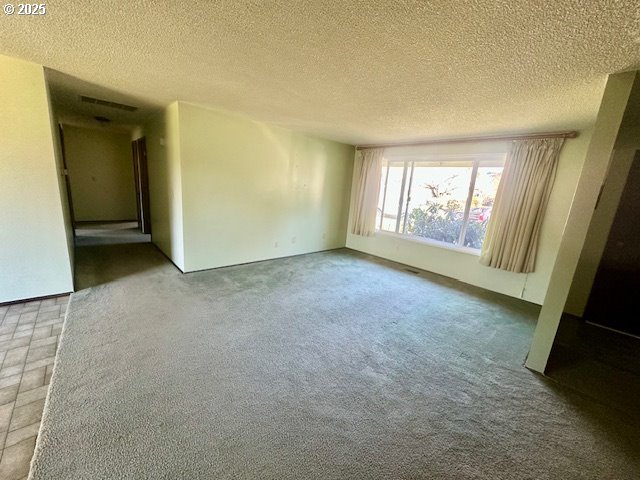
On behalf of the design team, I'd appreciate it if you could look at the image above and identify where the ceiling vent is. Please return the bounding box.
[80,95,138,112]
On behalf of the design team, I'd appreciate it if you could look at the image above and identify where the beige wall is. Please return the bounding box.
[177,102,354,272]
[145,103,185,270]
[346,133,592,305]
[0,55,73,303]
[64,125,137,222]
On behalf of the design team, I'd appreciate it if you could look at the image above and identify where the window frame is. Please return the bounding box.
[376,153,506,251]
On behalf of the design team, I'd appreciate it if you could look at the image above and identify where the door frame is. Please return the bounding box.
[132,137,151,234]
[58,124,76,234]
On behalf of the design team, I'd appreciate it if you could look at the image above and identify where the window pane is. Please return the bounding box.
[463,163,504,249]
[405,162,473,245]
[378,162,404,232]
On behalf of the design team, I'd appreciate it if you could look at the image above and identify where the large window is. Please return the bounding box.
[376,155,505,250]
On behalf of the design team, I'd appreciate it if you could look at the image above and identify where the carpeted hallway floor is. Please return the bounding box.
[29,243,640,479]
[74,221,151,247]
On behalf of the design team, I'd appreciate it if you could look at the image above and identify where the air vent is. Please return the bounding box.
[80,95,138,112]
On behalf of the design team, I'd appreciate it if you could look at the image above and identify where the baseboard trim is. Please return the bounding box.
[151,243,186,274]
[180,246,348,275]
[585,320,640,340]
[0,291,73,307]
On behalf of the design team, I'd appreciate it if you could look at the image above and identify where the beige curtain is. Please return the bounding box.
[479,138,565,273]
[351,148,385,236]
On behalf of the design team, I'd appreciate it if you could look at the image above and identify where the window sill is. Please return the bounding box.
[374,230,482,257]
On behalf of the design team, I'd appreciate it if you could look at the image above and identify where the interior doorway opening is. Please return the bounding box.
[58,123,151,246]
[132,136,151,235]
[583,150,640,338]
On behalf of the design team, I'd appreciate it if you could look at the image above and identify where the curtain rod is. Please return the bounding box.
[355,130,578,150]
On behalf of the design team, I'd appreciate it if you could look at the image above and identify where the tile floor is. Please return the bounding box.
[0,296,67,480]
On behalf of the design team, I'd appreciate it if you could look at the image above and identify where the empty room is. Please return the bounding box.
[0,2,639,479]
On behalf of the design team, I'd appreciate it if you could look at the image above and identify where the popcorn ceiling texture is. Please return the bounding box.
[1,1,639,144]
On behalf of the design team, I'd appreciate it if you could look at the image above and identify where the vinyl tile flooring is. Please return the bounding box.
[0,296,67,480]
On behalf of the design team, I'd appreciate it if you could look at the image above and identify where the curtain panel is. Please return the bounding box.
[351,148,384,236]
[479,138,565,273]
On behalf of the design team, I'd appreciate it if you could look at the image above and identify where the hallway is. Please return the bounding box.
[73,222,158,290]
[75,221,150,247]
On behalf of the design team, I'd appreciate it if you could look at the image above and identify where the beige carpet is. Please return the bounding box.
[74,222,150,247]
[29,245,640,479]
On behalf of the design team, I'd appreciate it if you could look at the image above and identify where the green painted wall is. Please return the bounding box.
[0,55,73,302]
[146,102,185,270]
[64,125,137,222]
[177,103,354,272]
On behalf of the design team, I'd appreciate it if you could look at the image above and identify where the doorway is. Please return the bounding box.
[132,137,151,235]
[584,150,640,336]
[59,125,151,246]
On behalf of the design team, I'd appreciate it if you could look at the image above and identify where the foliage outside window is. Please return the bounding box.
[376,155,505,250]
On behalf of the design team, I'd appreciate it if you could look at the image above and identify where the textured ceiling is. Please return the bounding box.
[45,69,158,132]
[1,1,639,144]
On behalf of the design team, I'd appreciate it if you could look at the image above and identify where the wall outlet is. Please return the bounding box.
[291,236,297,244]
